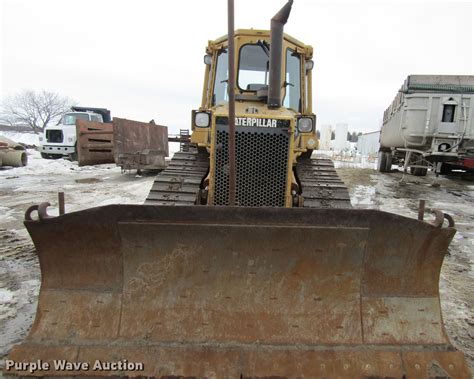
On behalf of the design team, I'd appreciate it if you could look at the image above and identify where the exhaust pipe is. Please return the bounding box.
[268,0,293,109]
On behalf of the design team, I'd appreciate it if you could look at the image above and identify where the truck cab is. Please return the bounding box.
[39,107,110,160]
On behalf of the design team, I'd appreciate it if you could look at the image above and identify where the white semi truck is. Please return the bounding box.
[39,106,111,160]
[379,75,474,176]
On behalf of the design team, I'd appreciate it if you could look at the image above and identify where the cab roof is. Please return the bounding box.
[209,29,312,55]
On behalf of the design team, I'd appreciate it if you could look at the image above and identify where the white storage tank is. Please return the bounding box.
[334,123,348,151]
[319,124,332,150]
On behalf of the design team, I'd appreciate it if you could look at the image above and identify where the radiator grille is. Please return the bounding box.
[214,123,289,207]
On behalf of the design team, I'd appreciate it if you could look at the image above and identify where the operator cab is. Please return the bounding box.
[208,30,312,114]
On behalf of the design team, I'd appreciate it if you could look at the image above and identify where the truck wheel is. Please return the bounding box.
[439,163,452,175]
[385,152,393,172]
[377,151,388,172]
[68,143,78,161]
[414,167,427,176]
[409,154,428,176]
[410,162,428,176]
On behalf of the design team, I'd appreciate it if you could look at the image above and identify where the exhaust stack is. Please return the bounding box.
[268,0,293,108]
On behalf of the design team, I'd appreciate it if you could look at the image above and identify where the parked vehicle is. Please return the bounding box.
[39,106,111,160]
[378,75,474,175]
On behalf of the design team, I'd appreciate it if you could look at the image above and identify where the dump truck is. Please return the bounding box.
[6,1,471,378]
[39,106,111,160]
[378,75,474,176]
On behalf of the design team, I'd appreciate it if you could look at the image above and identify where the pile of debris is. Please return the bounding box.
[0,136,28,168]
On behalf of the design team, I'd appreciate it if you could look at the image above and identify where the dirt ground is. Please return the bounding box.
[0,151,473,373]
[337,162,474,373]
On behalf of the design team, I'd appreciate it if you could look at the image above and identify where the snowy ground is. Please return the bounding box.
[0,145,473,372]
[336,163,474,372]
[0,131,39,147]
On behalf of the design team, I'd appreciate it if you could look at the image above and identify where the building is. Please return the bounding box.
[357,131,380,155]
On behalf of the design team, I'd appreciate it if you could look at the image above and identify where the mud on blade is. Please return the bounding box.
[7,205,471,378]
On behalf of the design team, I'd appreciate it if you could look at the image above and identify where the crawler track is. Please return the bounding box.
[146,150,351,208]
[297,155,352,208]
[145,149,209,205]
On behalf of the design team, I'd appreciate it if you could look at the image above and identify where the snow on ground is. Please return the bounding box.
[337,166,474,371]
[0,149,155,223]
[0,131,39,146]
[0,147,157,363]
[0,141,473,372]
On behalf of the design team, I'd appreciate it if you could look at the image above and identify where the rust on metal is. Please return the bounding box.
[429,209,445,228]
[76,119,114,166]
[112,117,168,171]
[7,205,471,377]
[227,0,236,206]
[418,199,426,220]
[58,192,65,215]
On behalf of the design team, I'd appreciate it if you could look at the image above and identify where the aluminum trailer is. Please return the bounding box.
[379,75,474,176]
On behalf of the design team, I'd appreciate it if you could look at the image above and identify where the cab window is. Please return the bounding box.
[62,113,89,125]
[238,44,269,91]
[283,49,301,111]
[213,49,228,105]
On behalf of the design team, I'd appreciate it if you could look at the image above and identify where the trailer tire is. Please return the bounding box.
[413,167,427,176]
[408,154,428,176]
[439,163,453,175]
[378,151,390,173]
[410,162,428,176]
[385,152,392,172]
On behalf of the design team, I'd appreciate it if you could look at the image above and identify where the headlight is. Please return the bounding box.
[39,136,43,141]
[68,137,74,143]
[195,112,210,127]
[297,117,313,133]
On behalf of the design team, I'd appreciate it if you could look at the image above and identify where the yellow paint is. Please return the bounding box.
[192,29,318,207]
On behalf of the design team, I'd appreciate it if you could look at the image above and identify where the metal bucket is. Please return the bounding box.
[6,205,471,378]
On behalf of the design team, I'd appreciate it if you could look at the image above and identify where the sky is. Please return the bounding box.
[1,0,473,134]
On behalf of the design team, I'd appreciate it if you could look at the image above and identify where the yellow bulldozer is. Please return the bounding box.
[6,1,471,377]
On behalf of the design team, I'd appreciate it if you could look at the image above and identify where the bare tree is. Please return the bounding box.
[0,90,75,133]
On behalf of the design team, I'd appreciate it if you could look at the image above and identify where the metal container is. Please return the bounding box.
[113,118,168,172]
[380,75,474,157]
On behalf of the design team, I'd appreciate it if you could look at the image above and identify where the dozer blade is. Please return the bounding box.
[7,205,471,378]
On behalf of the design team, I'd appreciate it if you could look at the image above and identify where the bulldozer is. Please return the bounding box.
[6,1,471,377]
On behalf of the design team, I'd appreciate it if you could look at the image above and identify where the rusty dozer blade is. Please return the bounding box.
[7,205,471,378]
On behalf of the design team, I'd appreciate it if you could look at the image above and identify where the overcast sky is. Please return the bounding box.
[1,0,473,133]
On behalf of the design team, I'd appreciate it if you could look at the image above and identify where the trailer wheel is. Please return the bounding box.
[377,151,390,173]
[413,167,427,176]
[439,163,453,175]
[410,156,428,176]
[385,152,392,172]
